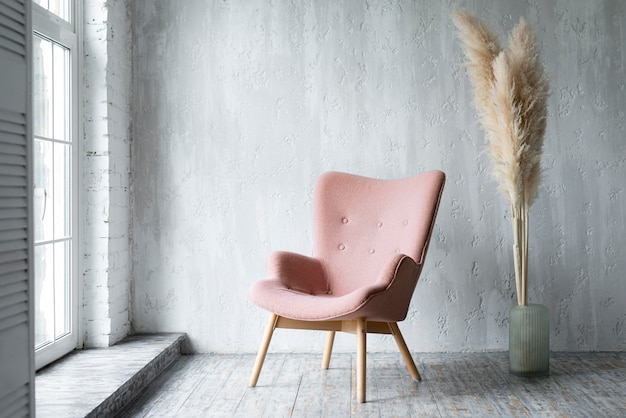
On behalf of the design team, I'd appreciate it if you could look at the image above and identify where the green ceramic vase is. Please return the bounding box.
[509,303,549,377]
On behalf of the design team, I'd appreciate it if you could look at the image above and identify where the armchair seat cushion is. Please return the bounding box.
[250,254,421,322]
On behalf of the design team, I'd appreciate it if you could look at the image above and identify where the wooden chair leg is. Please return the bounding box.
[249,313,279,387]
[322,331,335,369]
[356,318,367,403]
[388,322,421,381]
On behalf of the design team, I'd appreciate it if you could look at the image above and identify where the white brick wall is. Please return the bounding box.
[82,0,132,348]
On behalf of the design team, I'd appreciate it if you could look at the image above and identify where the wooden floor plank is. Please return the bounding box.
[320,353,352,417]
[233,354,286,417]
[290,354,329,417]
[486,351,626,417]
[166,354,245,417]
[458,352,531,417]
[547,353,626,415]
[195,355,252,417]
[368,355,411,417]
[261,354,310,417]
[421,354,498,417]
[149,355,227,417]
[397,356,441,417]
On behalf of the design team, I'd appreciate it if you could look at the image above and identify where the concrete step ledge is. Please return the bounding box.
[36,333,187,418]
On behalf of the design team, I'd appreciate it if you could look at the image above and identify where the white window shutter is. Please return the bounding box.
[0,0,34,417]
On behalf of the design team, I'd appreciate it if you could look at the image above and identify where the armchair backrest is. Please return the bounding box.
[312,171,445,297]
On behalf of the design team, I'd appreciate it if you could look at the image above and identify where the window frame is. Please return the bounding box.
[31,0,81,370]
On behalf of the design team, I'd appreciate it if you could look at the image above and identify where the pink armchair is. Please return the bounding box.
[249,170,446,402]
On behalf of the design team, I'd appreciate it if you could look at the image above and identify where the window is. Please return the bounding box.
[32,0,79,369]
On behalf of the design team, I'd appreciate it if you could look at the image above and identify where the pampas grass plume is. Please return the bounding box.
[453,10,549,305]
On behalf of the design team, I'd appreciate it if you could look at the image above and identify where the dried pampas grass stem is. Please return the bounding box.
[453,10,549,306]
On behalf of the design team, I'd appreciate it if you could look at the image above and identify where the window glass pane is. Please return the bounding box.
[35,0,71,23]
[54,241,71,339]
[49,0,69,21]
[33,139,54,243]
[53,44,69,141]
[35,244,55,348]
[33,36,52,139]
[54,143,71,238]
[33,0,47,10]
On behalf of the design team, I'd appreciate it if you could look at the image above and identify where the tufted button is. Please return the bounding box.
[377,221,383,228]
[339,244,345,250]
[342,217,349,224]
[369,248,375,254]
[403,219,408,226]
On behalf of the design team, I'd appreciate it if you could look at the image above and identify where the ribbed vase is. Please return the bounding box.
[509,304,549,377]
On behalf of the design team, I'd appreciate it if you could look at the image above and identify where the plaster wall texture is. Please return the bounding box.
[130,0,626,353]
[83,0,133,347]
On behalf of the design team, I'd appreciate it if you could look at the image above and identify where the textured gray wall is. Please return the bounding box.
[131,0,625,353]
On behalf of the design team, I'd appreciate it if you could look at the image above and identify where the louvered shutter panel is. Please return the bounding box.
[0,0,34,417]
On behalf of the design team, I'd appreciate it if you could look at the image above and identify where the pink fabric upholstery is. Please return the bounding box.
[250,170,445,322]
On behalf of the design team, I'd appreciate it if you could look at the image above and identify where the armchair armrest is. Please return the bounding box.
[374,254,421,288]
[266,251,329,295]
[361,254,421,321]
